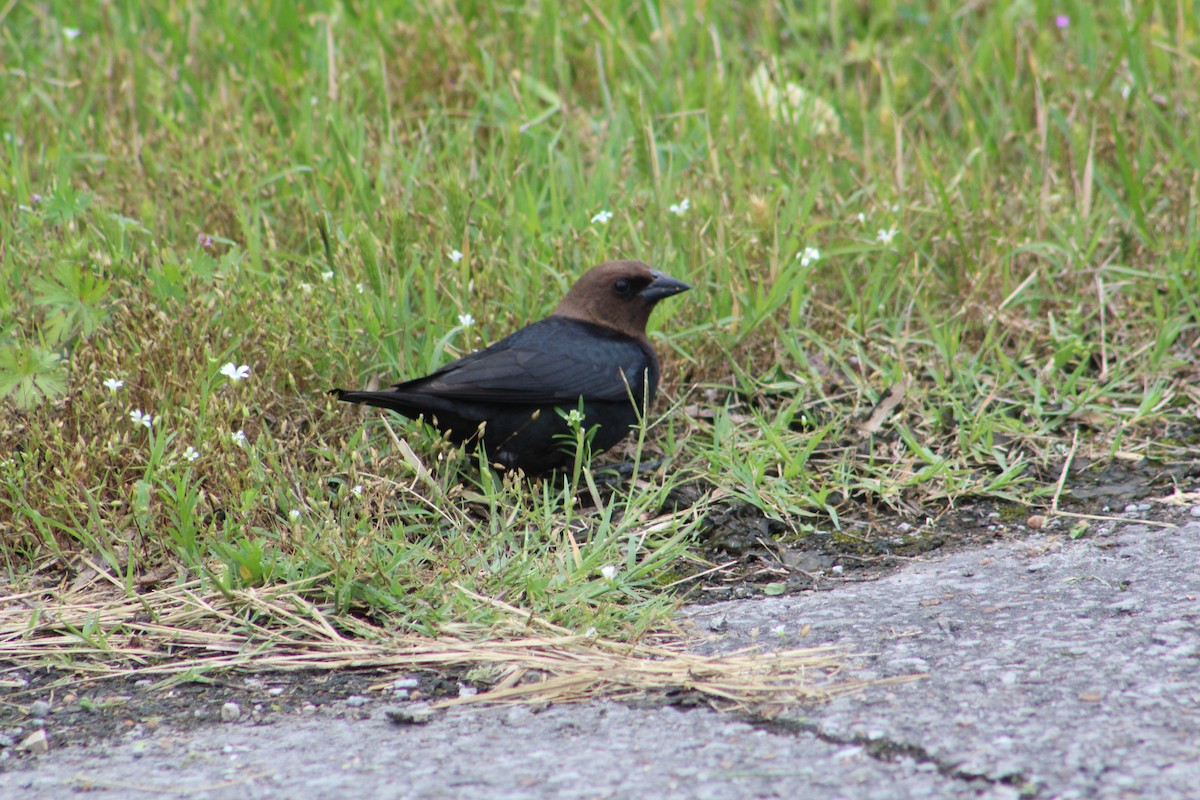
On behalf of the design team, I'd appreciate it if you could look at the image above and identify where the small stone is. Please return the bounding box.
[134,679,154,688]
[1189,505,1200,518]
[301,703,317,714]
[391,678,420,690]
[505,706,533,727]
[1026,515,1047,529]
[130,740,149,758]
[267,687,285,696]
[345,695,368,707]
[896,522,912,533]
[457,684,478,698]
[831,565,844,575]
[384,705,433,725]
[1123,504,1139,515]
[28,700,50,718]
[390,689,409,700]
[18,730,48,754]
[220,702,241,722]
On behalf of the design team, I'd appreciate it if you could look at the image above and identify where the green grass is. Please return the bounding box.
[2,0,1198,651]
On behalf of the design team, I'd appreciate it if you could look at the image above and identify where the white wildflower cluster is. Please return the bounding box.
[749,64,840,135]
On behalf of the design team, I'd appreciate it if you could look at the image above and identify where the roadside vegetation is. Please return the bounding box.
[2,0,1197,694]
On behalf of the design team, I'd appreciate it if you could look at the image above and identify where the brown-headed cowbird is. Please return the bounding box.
[332,260,690,474]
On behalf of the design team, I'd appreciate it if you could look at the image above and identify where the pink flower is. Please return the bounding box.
[1055,14,1070,28]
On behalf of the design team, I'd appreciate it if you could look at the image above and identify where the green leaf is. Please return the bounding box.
[41,186,93,226]
[0,344,68,408]
[32,261,111,345]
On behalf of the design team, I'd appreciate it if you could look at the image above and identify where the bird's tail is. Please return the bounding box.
[328,388,411,415]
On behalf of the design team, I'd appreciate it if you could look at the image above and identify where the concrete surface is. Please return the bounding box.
[2,520,1198,799]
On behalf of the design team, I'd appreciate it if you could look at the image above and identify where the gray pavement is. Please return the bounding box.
[687,519,1200,799]
[2,520,1198,799]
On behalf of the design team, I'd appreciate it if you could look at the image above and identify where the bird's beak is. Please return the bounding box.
[640,271,691,303]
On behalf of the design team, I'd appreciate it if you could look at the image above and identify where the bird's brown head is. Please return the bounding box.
[552,260,690,338]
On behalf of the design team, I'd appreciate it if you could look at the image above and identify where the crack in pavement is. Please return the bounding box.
[752,715,1040,798]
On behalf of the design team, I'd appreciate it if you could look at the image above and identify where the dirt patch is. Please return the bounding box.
[0,668,460,763]
[681,455,1200,601]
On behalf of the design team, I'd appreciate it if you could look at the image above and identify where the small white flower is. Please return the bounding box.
[351,485,363,497]
[63,28,81,40]
[299,282,314,294]
[798,247,820,267]
[220,362,251,381]
[599,564,618,581]
[183,446,200,462]
[591,210,613,225]
[856,212,866,223]
[356,283,365,294]
[566,409,584,427]
[448,250,463,262]
[458,313,474,327]
[130,409,153,428]
[583,626,599,638]
[231,429,247,446]
[876,227,898,245]
[669,198,690,216]
[321,270,334,281]
[103,378,125,392]
[288,509,302,521]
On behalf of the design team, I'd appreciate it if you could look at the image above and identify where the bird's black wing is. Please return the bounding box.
[400,317,655,405]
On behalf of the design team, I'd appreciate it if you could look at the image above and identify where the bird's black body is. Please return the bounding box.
[333,261,689,474]
[334,317,657,471]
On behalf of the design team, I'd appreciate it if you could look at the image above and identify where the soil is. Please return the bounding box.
[0,669,461,758]
[686,455,1200,601]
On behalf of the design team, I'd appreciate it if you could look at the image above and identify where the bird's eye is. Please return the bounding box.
[613,278,632,296]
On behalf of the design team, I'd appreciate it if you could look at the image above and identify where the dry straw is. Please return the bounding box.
[2,567,912,714]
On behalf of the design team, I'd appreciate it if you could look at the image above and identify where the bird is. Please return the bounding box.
[332,260,690,474]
